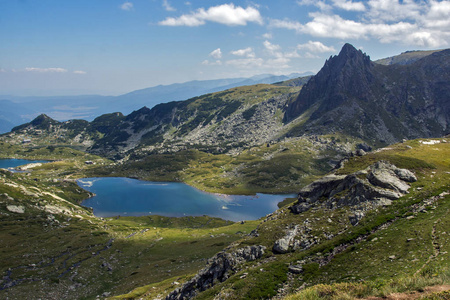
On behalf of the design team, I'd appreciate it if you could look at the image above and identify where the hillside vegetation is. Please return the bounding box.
[0,44,449,299]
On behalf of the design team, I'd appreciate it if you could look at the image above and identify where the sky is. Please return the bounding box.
[1,0,449,96]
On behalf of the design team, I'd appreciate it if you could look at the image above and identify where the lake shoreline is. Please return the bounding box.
[78,177,296,222]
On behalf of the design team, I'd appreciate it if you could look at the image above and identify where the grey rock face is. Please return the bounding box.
[349,211,365,226]
[273,225,300,254]
[165,245,266,300]
[285,44,450,145]
[367,161,411,193]
[290,161,417,219]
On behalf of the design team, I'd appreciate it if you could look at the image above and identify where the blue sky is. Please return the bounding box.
[1,0,449,96]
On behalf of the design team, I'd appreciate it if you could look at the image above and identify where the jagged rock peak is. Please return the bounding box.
[284,43,374,122]
[30,114,58,126]
[339,43,367,59]
[323,43,372,73]
[32,114,53,122]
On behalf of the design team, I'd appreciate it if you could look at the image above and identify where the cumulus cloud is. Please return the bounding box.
[281,0,450,48]
[231,47,255,58]
[163,0,176,12]
[332,0,365,11]
[297,41,336,53]
[159,3,263,27]
[297,0,332,11]
[202,60,222,66]
[262,32,273,39]
[209,48,222,59]
[120,2,133,11]
[263,40,282,56]
[25,67,68,73]
[73,70,87,74]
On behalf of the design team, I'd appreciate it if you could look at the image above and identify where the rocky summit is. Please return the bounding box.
[285,44,450,145]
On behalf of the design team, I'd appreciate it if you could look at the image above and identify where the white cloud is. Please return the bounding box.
[270,11,447,48]
[120,2,133,11]
[163,0,176,12]
[0,68,6,73]
[282,0,449,48]
[263,40,282,56]
[209,48,222,59]
[301,13,368,39]
[159,3,263,27]
[25,67,68,73]
[270,19,303,32]
[297,41,336,53]
[231,47,255,58]
[262,32,273,39]
[202,60,222,66]
[366,0,424,22]
[73,70,87,74]
[297,0,332,11]
[332,0,365,11]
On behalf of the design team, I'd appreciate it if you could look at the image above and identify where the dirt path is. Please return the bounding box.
[414,218,442,277]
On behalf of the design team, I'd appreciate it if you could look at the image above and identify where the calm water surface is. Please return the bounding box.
[79,177,295,221]
[0,158,49,169]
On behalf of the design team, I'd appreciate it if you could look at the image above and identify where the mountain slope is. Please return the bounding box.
[154,138,449,300]
[374,49,444,65]
[284,44,450,145]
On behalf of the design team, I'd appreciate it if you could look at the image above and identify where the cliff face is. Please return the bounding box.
[285,44,450,145]
[284,43,376,122]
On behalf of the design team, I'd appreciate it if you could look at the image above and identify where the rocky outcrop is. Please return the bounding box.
[166,245,266,300]
[273,225,300,254]
[272,224,317,254]
[290,161,417,216]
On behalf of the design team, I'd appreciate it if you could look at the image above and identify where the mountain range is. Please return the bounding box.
[0,73,309,134]
[8,44,448,160]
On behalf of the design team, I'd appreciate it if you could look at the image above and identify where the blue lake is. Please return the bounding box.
[0,158,49,169]
[79,177,295,221]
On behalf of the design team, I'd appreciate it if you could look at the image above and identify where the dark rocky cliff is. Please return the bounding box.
[285,44,450,145]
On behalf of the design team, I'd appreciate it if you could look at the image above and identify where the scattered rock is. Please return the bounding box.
[6,205,25,214]
[349,211,365,226]
[288,264,303,274]
[355,149,366,156]
[273,225,299,254]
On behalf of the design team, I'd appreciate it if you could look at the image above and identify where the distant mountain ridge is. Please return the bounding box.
[374,49,444,65]
[6,44,449,159]
[0,73,308,133]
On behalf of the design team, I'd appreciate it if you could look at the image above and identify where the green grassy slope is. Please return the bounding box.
[0,151,259,299]
[137,138,448,300]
